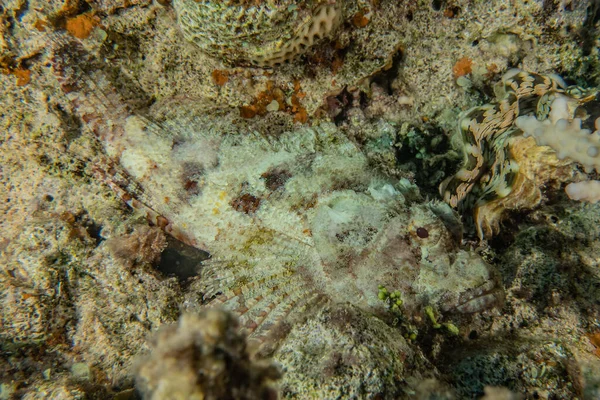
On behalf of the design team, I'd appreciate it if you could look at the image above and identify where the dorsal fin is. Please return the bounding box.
[49,33,202,248]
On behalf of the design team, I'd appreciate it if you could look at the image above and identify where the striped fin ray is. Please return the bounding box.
[50,34,131,144]
[200,228,316,300]
[49,34,155,210]
[50,34,183,160]
[198,224,325,349]
[243,289,326,348]
[49,34,203,248]
[203,261,296,304]
[204,259,325,351]
[231,272,311,327]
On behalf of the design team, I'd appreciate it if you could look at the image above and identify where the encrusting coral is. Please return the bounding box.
[173,0,344,66]
[441,70,599,239]
[566,179,600,203]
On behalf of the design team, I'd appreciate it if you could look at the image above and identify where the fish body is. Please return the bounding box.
[51,36,503,350]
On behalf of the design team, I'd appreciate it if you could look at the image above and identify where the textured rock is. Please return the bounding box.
[443,340,585,399]
[0,69,182,396]
[274,303,432,399]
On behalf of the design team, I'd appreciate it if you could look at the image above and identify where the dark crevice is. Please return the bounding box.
[395,125,454,198]
[370,49,404,95]
[578,0,600,56]
[157,236,209,283]
[324,88,355,125]
[74,212,105,245]
[431,0,444,12]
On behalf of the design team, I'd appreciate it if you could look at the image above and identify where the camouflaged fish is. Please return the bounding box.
[50,35,503,353]
[440,70,599,240]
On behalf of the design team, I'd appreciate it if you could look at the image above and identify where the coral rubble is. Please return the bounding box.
[136,310,280,400]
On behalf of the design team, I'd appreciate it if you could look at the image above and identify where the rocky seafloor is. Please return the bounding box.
[1,0,600,399]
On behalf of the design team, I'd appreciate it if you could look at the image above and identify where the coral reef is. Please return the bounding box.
[480,201,600,399]
[3,0,598,127]
[0,0,599,398]
[443,340,585,398]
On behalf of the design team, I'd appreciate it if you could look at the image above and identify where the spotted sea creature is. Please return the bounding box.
[173,0,344,66]
[440,70,599,240]
[50,35,503,354]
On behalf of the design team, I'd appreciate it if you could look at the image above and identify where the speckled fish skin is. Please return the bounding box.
[50,35,503,350]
